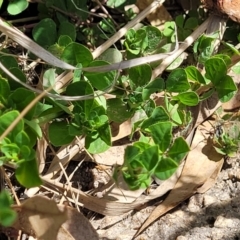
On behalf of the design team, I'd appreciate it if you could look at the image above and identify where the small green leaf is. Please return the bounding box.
[137,145,159,171]
[61,42,93,67]
[214,54,231,67]
[166,53,186,71]
[0,208,17,227]
[143,26,162,54]
[3,67,26,90]
[124,145,142,163]
[14,131,30,147]
[98,48,123,63]
[0,191,16,227]
[15,159,42,188]
[24,119,42,138]
[0,77,10,105]
[141,106,169,130]
[166,68,190,92]
[49,121,74,146]
[168,137,190,163]
[1,143,19,160]
[32,18,57,47]
[58,35,72,47]
[129,64,152,88]
[9,88,36,120]
[148,122,172,152]
[0,111,23,138]
[0,56,18,70]
[107,98,133,123]
[184,17,198,29]
[124,28,148,57]
[7,0,28,15]
[58,21,76,41]
[216,75,237,102]
[85,134,110,154]
[84,60,116,90]
[42,68,56,92]
[142,78,164,100]
[173,91,199,106]
[185,66,206,84]
[205,57,227,84]
[66,0,88,20]
[106,0,136,8]
[154,156,178,180]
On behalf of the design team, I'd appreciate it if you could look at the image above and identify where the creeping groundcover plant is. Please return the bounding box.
[0,0,239,227]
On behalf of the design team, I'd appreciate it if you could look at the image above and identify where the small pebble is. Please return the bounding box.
[176,236,187,240]
[214,216,235,228]
[203,195,217,207]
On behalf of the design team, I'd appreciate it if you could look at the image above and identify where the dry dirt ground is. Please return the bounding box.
[92,156,240,240]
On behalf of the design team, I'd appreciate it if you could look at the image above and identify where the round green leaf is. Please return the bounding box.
[58,35,72,47]
[154,156,178,180]
[185,66,206,84]
[129,64,152,87]
[85,134,110,154]
[7,0,28,15]
[97,48,122,63]
[5,67,26,90]
[49,121,74,146]
[58,21,76,41]
[84,60,116,90]
[184,17,198,29]
[0,77,10,104]
[166,68,190,92]
[32,18,57,48]
[0,110,23,138]
[205,58,227,85]
[107,98,133,123]
[15,159,42,188]
[9,88,36,120]
[148,121,172,152]
[173,91,199,106]
[61,42,93,67]
[216,75,237,102]
[166,52,186,71]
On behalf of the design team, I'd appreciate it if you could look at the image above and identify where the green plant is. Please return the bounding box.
[213,120,240,157]
[0,0,239,193]
[0,190,16,227]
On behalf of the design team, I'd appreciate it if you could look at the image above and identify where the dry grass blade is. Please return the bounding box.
[151,16,210,79]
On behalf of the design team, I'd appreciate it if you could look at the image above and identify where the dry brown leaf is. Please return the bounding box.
[94,145,126,165]
[136,0,172,29]
[12,196,67,239]
[111,121,132,141]
[44,139,84,179]
[135,120,224,237]
[57,206,98,240]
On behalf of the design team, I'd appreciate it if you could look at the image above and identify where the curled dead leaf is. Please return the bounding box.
[12,196,67,239]
[57,206,98,240]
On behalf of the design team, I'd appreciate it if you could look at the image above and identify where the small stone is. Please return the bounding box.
[203,195,217,207]
[221,171,229,180]
[176,236,187,240]
[187,195,203,212]
[214,216,235,228]
[228,170,236,180]
[218,192,230,201]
